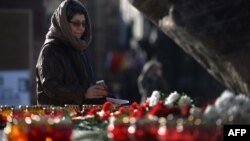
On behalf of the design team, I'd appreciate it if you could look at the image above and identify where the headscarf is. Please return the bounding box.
[45,0,92,51]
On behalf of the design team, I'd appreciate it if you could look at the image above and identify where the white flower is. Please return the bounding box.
[215,90,235,112]
[203,90,250,123]
[164,100,173,106]
[221,89,235,97]
[234,94,249,106]
[203,105,219,121]
[227,105,241,117]
[164,91,180,106]
[190,107,202,118]
[232,96,250,122]
[243,101,250,113]
[178,95,193,107]
[239,102,250,124]
[97,110,105,117]
[149,90,161,107]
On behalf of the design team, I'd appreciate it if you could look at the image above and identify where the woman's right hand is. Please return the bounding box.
[84,85,108,99]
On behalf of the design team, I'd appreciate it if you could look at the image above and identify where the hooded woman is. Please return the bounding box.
[36,0,107,106]
[137,59,168,103]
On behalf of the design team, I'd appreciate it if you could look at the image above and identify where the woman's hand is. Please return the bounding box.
[84,85,108,99]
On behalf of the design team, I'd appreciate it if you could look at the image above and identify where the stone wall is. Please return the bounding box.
[129,0,250,96]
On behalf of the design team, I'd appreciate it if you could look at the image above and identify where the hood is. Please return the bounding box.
[44,0,92,51]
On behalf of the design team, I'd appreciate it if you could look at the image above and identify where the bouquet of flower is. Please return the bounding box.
[201,90,250,124]
[73,90,224,141]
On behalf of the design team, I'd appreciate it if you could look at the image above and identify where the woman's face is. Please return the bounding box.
[69,14,86,39]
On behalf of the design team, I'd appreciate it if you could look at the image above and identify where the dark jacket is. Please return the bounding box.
[36,39,103,106]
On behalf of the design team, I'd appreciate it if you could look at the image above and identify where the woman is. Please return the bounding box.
[36,0,107,106]
[137,59,168,103]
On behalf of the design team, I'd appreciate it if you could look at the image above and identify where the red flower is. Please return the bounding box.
[148,102,169,117]
[200,99,216,113]
[149,102,181,117]
[118,107,127,113]
[141,100,150,109]
[130,106,147,119]
[128,102,139,113]
[99,110,111,121]
[113,107,130,117]
[86,107,99,117]
[102,101,113,112]
[97,102,115,120]
[181,105,191,117]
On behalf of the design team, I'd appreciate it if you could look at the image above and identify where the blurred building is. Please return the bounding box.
[0,0,225,106]
[0,0,46,105]
[118,0,226,104]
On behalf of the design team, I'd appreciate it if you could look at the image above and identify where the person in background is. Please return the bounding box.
[137,59,168,103]
[36,0,107,106]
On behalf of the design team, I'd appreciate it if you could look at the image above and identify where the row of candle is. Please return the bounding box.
[0,105,82,141]
[107,116,223,141]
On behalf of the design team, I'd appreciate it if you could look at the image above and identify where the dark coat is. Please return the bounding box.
[36,39,105,106]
